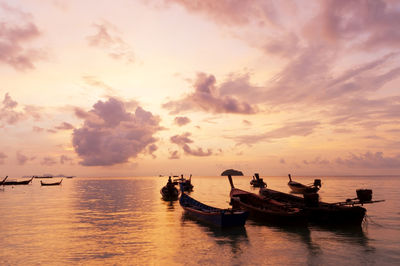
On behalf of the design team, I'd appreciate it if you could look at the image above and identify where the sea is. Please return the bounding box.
[0,175,399,265]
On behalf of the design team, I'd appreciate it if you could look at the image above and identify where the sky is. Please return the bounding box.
[1,0,400,177]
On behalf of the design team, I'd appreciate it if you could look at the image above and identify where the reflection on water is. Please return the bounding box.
[0,176,399,265]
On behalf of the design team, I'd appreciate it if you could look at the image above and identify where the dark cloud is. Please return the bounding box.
[234,121,320,145]
[163,72,257,115]
[174,116,191,126]
[0,152,7,164]
[170,132,212,157]
[335,151,400,169]
[72,97,162,166]
[0,3,43,70]
[55,122,74,130]
[87,21,135,63]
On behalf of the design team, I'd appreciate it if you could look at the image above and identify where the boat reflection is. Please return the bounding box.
[181,212,249,254]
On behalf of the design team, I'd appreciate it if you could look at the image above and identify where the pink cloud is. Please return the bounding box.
[16,151,35,165]
[0,152,7,164]
[163,72,257,115]
[60,155,73,164]
[168,150,180,159]
[87,21,135,63]
[234,121,320,146]
[174,116,191,126]
[41,156,58,166]
[0,93,24,125]
[0,3,43,70]
[314,0,400,49]
[170,132,212,157]
[335,151,400,169]
[72,97,162,166]
[164,0,284,26]
[55,122,74,130]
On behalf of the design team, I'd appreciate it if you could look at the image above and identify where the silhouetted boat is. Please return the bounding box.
[0,176,8,185]
[174,174,194,192]
[250,173,266,188]
[179,186,248,227]
[288,174,321,194]
[3,176,34,185]
[160,177,179,201]
[41,179,63,186]
[259,186,384,226]
[226,174,307,225]
[33,175,53,178]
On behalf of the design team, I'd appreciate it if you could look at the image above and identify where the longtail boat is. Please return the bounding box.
[3,176,34,185]
[174,174,194,192]
[260,185,384,226]
[226,174,307,225]
[41,179,63,186]
[288,174,321,194]
[179,187,248,227]
[250,173,266,188]
[160,176,179,201]
[0,176,8,185]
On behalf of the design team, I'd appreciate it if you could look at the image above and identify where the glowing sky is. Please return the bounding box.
[1,0,400,177]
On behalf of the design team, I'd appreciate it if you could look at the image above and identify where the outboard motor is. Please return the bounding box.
[304,193,319,207]
[313,179,322,188]
[356,189,372,203]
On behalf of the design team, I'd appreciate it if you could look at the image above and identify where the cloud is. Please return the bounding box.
[313,0,400,50]
[168,150,180,159]
[60,155,73,164]
[82,75,116,94]
[16,151,35,165]
[170,132,212,157]
[55,122,74,130]
[335,151,400,169]
[86,21,135,63]
[0,3,43,70]
[174,116,191,126]
[303,157,330,166]
[234,121,320,145]
[41,156,58,166]
[0,93,24,126]
[163,72,257,114]
[72,97,162,166]
[0,152,7,164]
[163,0,285,27]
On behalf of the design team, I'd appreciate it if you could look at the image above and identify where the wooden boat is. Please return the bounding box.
[227,175,307,225]
[179,188,248,227]
[0,176,8,185]
[160,177,179,201]
[250,173,266,188]
[288,174,321,194]
[259,186,384,226]
[174,174,194,192]
[41,179,63,186]
[3,176,34,185]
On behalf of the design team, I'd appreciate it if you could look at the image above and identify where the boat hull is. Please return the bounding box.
[180,192,248,227]
[230,188,307,225]
[260,188,366,226]
[160,186,179,201]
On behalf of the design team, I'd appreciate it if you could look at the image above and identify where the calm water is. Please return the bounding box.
[0,175,399,265]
